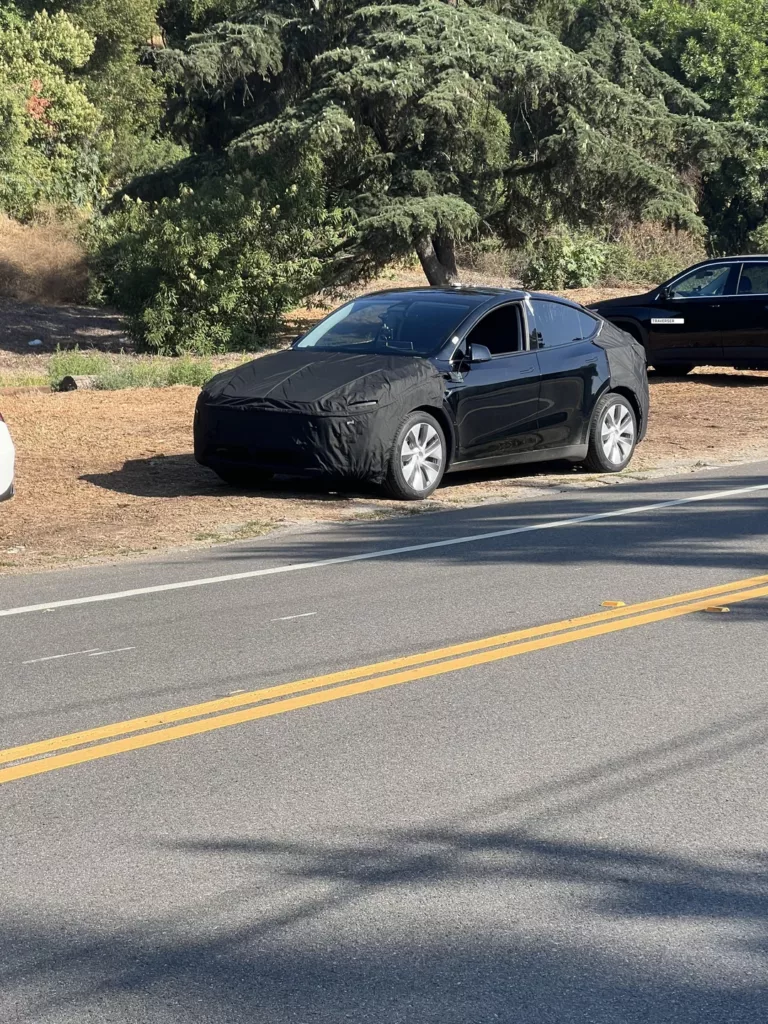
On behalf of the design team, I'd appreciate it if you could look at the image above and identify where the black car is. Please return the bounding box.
[590,255,768,375]
[194,288,649,500]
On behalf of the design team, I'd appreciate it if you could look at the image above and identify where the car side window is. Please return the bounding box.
[577,310,599,339]
[527,300,585,348]
[737,263,768,295]
[669,265,731,299]
[465,304,522,357]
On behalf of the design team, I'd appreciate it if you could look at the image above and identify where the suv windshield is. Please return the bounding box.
[296,294,479,356]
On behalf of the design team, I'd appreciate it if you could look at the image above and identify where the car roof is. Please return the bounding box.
[356,285,590,311]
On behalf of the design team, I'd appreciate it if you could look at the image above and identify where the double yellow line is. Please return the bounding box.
[3,571,768,787]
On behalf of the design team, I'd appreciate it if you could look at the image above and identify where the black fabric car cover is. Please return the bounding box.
[592,320,650,439]
[195,350,447,483]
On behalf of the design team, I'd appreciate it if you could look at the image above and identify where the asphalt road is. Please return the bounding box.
[3,460,768,1023]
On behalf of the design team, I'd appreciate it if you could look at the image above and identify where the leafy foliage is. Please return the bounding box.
[89,169,350,353]
[147,0,733,288]
[0,8,102,218]
[3,0,768,345]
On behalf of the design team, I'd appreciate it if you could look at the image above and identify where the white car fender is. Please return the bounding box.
[0,415,15,500]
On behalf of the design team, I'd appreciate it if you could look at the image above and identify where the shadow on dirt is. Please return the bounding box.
[81,454,380,503]
[0,298,129,354]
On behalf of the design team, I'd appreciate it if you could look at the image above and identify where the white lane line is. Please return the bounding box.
[22,648,99,665]
[88,647,135,658]
[2,481,767,620]
[271,612,317,622]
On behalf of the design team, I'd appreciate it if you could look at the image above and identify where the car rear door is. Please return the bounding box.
[526,299,604,450]
[647,263,737,366]
[446,303,541,463]
[716,261,768,367]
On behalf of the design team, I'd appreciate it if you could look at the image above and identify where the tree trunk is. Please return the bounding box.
[415,234,459,287]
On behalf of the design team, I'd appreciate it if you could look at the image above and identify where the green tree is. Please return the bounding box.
[154,0,731,285]
[0,8,102,218]
[19,0,182,183]
[634,0,768,252]
[636,0,768,121]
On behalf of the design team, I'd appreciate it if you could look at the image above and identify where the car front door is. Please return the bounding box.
[647,263,737,367]
[716,261,768,367]
[445,303,541,463]
[526,299,603,450]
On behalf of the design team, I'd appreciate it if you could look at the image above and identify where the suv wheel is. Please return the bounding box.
[385,411,446,500]
[582,393,637,473]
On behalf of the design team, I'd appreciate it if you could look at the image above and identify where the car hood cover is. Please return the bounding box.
[200,349,444,414]
[195,349,447,485]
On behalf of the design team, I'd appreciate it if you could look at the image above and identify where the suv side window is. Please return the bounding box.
[528,300,585,348]
[465,304,522,357]
[737,263,768,295]
[669,264,732,298]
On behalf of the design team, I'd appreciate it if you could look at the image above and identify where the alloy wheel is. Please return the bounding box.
[600,403,635,465]
[400,421,444,491]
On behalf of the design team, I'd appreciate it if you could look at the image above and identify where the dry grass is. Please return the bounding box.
[2,368,768,574]
[0,213,88,305]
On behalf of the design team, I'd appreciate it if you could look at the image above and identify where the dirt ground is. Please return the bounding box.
[2,271,767,574]
[2,367,768,574]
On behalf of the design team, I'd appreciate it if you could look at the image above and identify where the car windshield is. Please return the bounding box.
[296,294,479,356]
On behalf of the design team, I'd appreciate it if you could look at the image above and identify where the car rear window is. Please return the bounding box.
[737,263,768,295]
[527,300,594,348]
[296,295,479,356]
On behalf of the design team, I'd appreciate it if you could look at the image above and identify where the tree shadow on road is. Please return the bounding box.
[5,700,768,1023]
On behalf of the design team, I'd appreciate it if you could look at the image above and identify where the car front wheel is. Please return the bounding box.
[582,394,637,473]
[385,411,446,500]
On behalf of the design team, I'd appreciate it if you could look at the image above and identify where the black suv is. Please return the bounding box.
[590,256,768,375]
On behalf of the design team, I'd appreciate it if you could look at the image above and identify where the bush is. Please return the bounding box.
[522,223,707,291]
[522,235,607,290]
[748,221,768,253]
[602,223,706,286]
[88,170,350,355]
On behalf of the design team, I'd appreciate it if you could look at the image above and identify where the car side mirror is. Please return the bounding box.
[659,286,672,301]
[469,343,492,363]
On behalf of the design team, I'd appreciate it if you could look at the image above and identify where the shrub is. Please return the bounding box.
[88,170,350,355]
[602,222,706,286]
[522,235,607,290]
[522,223,707,291]
[748,221,768,253]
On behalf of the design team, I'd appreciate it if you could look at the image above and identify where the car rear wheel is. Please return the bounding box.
[214,467,274,489]
[385,412,446,500]
[652,363,694,376]
[582,393,637,473]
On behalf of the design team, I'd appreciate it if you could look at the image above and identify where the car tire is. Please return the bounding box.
[214,467,274,489]
[652,364,694,376]
[582,393,638,473]
[385,411,446,500]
